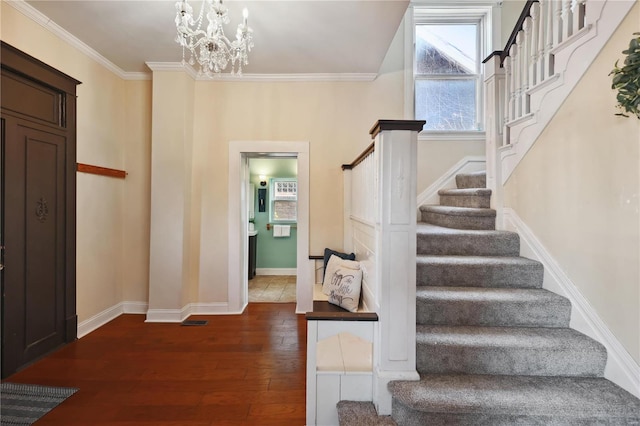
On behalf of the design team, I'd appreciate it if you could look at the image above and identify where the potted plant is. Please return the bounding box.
[610,32,640,119]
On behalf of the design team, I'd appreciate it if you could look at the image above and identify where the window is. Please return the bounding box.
[413,8,489,133]
[270,178,297,222]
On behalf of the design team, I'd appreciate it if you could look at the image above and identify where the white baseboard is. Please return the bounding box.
[503,208,640,398]
[256,268,297,276]
[145,305,191,323]
[77,300,148,338]
[190,302,234,314]
[416,156,486,209]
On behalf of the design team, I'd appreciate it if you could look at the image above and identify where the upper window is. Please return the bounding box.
[413,8,489,133]
[270,178,297,222]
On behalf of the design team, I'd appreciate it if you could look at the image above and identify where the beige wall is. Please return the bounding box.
[3,1,488,316]
[417,140,485,193]
[501,0,527,47]
[504,4,640,363]
[122,81,152,303]
[193,77,405,302]
[1,3,140,322]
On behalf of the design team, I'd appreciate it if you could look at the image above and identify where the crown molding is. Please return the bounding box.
[4,0,140,80]
[207,73,378,82]
[145,62,378,82]
[8,0,378,83]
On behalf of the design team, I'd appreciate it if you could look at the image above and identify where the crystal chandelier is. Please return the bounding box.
[175,0,254,76]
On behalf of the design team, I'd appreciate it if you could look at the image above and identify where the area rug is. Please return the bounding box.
[1,382,77,425]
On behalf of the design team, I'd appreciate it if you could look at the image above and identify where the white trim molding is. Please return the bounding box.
[145,305,192,323]
[416,156,486,208]
[5,0,144,80]
[255,268,297,276]
[503,208,640,399]
[77,301,148,338]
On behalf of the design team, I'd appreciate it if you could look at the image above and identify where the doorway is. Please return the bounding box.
[248,157,297,303]
[228,141,311,314]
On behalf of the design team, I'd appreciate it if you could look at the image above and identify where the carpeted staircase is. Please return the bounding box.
[338,171,640,425]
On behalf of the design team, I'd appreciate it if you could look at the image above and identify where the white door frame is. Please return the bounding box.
[228,141,311,314]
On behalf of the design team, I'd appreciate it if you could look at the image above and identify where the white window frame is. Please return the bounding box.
[406,4,495,140]
[269,178,297,223]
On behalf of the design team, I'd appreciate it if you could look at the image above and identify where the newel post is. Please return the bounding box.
[370,119,425,415]
[483,53,506,229]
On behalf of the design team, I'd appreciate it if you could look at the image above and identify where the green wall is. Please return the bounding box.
[249,158,297,269]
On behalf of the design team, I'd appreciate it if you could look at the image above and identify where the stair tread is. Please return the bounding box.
[389,374,640,418]
[417,255,541,266]
[416,325,605,351]
[438,188,492,196]
[416,286,568,303]
[456,171,486,177]
[420,205,496,217]
[416,286,571,327]
[417,222,513,237]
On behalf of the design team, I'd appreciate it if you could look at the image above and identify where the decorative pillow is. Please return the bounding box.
[327,266,363,313]
[322,255,360,296]
[323,248,355,280]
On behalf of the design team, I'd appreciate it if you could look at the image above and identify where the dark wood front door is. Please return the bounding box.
[1,42,79,378]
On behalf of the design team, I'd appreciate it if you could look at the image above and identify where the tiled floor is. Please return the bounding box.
[249,275,297,303]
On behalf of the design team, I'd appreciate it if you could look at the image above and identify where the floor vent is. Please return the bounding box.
[181,320,208,326]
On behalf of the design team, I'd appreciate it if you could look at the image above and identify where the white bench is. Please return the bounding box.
[306,289,378,426]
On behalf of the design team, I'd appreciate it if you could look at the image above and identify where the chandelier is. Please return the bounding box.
[175,0,254,76]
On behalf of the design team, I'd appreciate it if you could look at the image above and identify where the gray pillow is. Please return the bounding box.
[323,248,355,279]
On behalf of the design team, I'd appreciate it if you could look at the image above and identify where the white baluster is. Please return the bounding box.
[553,0,563,46]
[515,31,524,119]
[537,0,547,83]
[523,16,532,115]
[508,44,517,122]
[503,55,512,143]
[562,0,573,40]
[572,0,586,33]
[530,3,540,88]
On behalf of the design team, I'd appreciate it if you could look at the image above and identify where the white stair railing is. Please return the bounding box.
[503,0,588,136]
[484,0,635,210]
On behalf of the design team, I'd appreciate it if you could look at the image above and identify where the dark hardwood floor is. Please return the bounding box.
[4,303,307,425]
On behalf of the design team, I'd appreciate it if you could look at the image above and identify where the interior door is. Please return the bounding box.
[1,116,67,375]
[1,42,78,378]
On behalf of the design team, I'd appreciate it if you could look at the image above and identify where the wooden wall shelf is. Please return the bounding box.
[77,163,126,179]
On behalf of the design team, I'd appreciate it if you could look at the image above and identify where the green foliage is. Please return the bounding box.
[610,32,640,119]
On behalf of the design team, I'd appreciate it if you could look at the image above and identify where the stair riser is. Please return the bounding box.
[391,405,638,426]
[416,344,606,377]
[421,211,495,230]
[416,262,544,288]
[455,174,486,189]
[439,194,490,208]
[416,298,571,327]
[417,233,519,256]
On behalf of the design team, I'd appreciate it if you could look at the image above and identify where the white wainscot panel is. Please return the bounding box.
[316,374,341,426]
[353,221,377,311]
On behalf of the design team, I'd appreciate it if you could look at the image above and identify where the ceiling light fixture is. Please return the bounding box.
[175,0,253,77]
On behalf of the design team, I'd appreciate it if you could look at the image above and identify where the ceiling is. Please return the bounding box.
[23,0,409,76]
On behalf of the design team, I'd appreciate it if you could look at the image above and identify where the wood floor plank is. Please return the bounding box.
[4,303,306,425]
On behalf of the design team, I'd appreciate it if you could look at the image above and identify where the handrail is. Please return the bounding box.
[342,120,426,170]
[341,142,374,170]
[501,1,537,64]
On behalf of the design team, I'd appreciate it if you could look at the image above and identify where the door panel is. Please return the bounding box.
[2,119,66,374]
